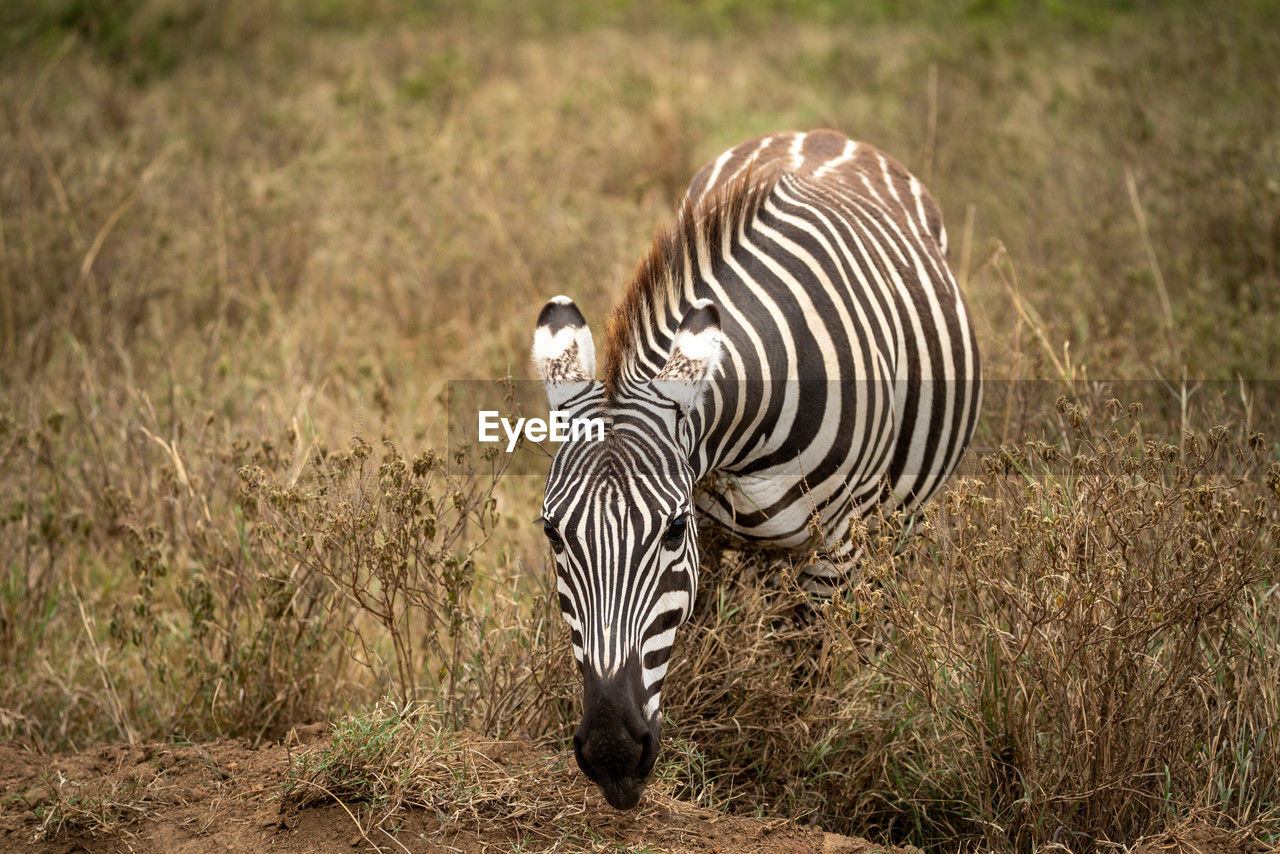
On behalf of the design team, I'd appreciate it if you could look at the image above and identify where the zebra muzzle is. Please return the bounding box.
[573,663,661,810]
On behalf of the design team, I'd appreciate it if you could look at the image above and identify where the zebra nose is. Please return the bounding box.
[574,655,661,808]
[573,730,591,777]
[635,729,658,777]
[573,718,648,780]
[573,714,657,809]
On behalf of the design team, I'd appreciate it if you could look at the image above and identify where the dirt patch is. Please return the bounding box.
[4,732,1265,853]
[0,729,886,853]
[1130,824,1274,854]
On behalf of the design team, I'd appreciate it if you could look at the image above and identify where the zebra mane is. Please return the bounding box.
[602,165,780,399]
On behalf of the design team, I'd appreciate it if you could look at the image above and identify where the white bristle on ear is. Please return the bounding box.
[531,296,595,408]
[669,321,720,368]
[653,299,723,413]
[531,324,595,383]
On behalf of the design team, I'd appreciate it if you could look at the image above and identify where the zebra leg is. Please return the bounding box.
[796,546,898,662]
[797,552,859,599]
[798,507,923,599]
[774,549,857,631]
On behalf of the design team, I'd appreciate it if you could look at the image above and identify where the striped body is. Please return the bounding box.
[615,129,980,573]
[532,129,981,808]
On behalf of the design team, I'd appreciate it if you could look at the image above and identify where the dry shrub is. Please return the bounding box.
[242,438,500,710]
[659,539,917,830]
[880,401,1279,849]
[0,399,359,747]
[243,434,577,739]
[656,399,1280,851]
[0,384,567,751]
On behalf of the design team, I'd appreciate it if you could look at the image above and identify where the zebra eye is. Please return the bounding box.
[544,520,564,553]
[662,514,689,549]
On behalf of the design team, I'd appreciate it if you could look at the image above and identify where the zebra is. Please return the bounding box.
[531,129,981,809]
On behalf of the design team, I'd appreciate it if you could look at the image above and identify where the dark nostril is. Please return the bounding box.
[573,733,592,778]
[635,731,657,778]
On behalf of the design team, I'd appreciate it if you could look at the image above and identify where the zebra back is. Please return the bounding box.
[601,129,981,554]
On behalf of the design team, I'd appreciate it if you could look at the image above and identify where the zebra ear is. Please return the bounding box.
[532,295,596,409]
[654,299,722,413]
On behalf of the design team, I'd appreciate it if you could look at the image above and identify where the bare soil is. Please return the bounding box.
[2,727,1267,853]
[1129,826,1275,854]
[0,726,884,853]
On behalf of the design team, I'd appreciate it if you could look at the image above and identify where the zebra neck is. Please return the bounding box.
[605,380,714,470]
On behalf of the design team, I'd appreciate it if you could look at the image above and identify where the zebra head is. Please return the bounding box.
[532,294,722,810]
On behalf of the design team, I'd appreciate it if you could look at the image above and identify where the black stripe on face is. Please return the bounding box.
[543,423,696,663]
[643,645,672,672]
[650,603,684,636]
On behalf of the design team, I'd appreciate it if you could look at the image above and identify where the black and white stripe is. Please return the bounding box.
[531,129,981,808]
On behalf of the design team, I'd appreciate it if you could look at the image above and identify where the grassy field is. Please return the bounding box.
[2,0,1279,850]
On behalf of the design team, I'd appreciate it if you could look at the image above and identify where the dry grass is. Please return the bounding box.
[1,0,1279,850]
[652,403,1280,850]
[281,702,746,852]
[241,432,580,739]
[261,402,1279,850]
[30,768,167,842]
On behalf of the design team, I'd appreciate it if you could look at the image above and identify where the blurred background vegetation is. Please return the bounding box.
[2,0,1278,850]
